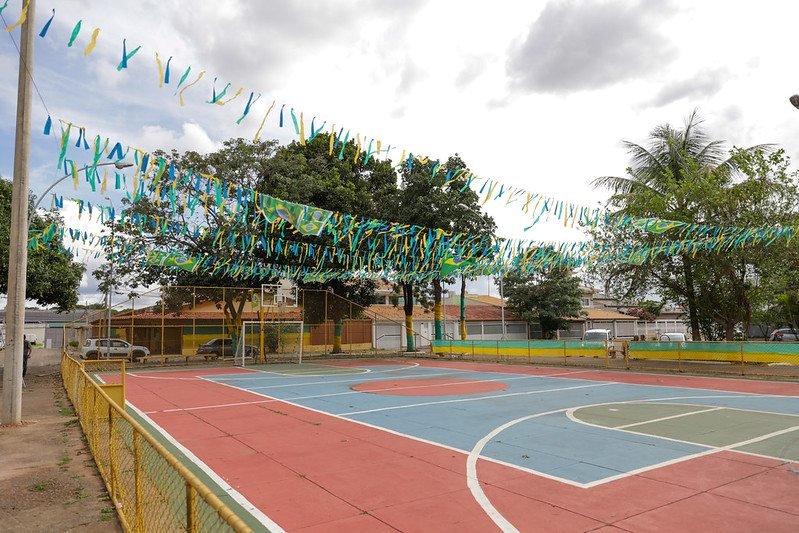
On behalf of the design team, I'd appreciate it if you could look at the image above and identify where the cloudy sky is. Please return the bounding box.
[2,0,799,304]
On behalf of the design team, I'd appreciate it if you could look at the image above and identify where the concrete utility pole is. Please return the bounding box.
[2,0,36,425]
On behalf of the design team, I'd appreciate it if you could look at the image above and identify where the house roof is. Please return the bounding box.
[363,304,520,322]
[578,307,637,321]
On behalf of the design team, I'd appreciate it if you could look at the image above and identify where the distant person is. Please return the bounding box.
[23,335,32,378]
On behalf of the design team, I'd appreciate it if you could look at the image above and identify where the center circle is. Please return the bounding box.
[351,378,508,396]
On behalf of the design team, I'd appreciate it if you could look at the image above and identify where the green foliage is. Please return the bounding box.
[590,111,799,340]
[385,155,496,323]
[501,268,583,338]
[107,135,397,322]
[0,178,85,310]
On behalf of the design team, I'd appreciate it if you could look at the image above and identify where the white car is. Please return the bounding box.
[658,332,687,342]
[81,338,150,361]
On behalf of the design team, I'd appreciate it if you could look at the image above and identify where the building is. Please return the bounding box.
[0,308,92,349]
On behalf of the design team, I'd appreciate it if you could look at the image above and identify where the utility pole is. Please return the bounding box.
[2,0,37,425]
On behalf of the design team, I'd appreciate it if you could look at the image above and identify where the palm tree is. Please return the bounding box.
[593,110,768,340]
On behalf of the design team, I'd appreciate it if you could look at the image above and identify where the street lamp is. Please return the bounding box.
[104,195,115,358]
[33,161,133,211]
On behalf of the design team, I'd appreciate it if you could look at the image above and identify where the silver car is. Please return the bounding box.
[81,338,150,361]
[769,328,798,341]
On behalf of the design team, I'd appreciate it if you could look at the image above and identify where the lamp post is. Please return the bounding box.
[33,161,133,211]
[104,195,115,358]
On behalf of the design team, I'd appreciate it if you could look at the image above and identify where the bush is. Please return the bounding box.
[68,340,79,348]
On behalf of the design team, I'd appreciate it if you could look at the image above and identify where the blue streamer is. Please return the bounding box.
[38,8,55,38]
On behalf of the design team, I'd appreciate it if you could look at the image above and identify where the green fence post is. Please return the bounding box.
[563,340,568,366]
[527,340,531,364]
[677,341,682,373]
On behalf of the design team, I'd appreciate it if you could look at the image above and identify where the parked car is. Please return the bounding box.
[196,338,259,359]
[582,329,612,342]
[769,328,798,341]
[81,338,150,361]
[658,332,687,342]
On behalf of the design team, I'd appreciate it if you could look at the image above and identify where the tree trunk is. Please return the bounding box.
[402,282,415,352]
[332,318,343,353]
[682,256,702,340]
[460,276,467,340]
[433,279,443,341]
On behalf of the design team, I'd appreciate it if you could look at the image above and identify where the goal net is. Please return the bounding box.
[236,320,304,366]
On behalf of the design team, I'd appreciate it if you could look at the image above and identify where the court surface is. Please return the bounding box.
[110,359,799,532]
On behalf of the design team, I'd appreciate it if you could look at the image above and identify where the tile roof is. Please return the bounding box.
[578,307,637,321]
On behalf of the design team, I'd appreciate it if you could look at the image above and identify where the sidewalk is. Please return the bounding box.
[0,365,121,532]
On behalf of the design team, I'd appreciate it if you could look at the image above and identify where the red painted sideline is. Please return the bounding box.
[351,378,508,396]
[409,359,799,396]
[119,363,799,532]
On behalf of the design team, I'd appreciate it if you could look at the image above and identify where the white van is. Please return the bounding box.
[658,332,686,342]
[583,329,612,342]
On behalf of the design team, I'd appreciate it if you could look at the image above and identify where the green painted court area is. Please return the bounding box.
[574,403,799,461]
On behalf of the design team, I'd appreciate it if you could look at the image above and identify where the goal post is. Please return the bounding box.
[236,320,304,366]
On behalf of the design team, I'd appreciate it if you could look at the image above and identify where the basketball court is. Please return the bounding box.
[97,360,799,532]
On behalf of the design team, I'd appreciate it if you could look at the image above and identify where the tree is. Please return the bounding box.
[110,135,398,353]
[0,178,85,310]
[386,155,495,350]
[500,268,583,339]
[591,110,770,340]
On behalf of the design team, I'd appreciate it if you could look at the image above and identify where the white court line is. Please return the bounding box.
[239,370,481,390]
[469,397,799,532]
[148,373,544,414]
[615,407,724,429]
[339,383,615,416]
[417,363,799,399]
[225,361,420,379]
[126,403,286,533]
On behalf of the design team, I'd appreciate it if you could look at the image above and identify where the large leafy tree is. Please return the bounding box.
[0,178,84,310]
[591,113,799,340]
[591,111,769,340]
[109,135,398,353]
[500,268,583,339]
[386,155,494,350]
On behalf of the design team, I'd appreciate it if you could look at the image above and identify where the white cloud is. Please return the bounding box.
[135,123,221,155]
[2,0,799,303]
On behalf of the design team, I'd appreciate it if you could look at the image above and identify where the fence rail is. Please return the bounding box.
[431,339,799,378]
[60,352,252,532]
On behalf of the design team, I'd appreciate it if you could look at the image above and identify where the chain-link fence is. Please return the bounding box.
[60,352,252,532]
[63,286,432,366]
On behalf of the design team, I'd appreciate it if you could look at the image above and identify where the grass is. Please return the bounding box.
[100,506,116,521]
[59,455,73,466]
[59,407,75,417]
[64,418,79,427]
[30,481,51,492]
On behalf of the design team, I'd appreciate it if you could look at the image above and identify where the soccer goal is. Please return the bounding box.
[235,320,305,366]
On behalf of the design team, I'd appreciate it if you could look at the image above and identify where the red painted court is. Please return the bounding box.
[104,360,799,532]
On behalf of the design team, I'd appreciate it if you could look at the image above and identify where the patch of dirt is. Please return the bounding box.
[0,366,121,532]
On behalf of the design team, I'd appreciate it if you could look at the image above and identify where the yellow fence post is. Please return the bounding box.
[133,431,144,531]
[108,403,117,502]
[186,481,197,533]
[624,341,630,370]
